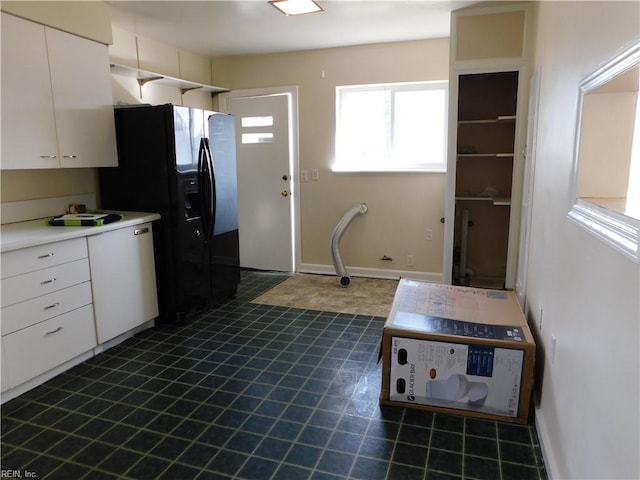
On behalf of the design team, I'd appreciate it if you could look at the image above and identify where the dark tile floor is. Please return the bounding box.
[1,270,547,480]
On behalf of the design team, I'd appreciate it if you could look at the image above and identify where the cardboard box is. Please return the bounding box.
[380,279,536,424]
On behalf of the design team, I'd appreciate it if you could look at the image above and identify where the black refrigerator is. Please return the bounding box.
[99,104,240,325]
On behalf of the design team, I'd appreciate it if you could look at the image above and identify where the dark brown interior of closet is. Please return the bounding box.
[453,71,519,289]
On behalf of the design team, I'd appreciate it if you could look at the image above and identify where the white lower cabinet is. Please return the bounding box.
[1,259,91,307]
[88,223,159,344]
[0,238,96,392]
[0,218,159,397]
[4,305,96,387]
[2,283,93,335]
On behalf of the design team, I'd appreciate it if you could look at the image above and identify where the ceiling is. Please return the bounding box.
[108,1,479,57]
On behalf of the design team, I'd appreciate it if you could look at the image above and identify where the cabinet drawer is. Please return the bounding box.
[1,258,90,308]
[1,237,87,279]
[1,282,92,335]
[3,304,96,388]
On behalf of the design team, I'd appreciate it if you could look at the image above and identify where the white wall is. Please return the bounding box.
[527,2,640,478]
[212,39,449,277]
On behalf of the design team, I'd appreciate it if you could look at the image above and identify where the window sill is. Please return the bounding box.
[581,197,636,217]
[568,199,639,263]
[331,166,446,174]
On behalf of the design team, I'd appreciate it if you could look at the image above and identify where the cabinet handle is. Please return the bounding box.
[38,253,54,259]
[40,278,57,285]
[62,155,78,159]
[45,326,63,335]
[134,227,149,236]
[39,155,57,158]
[43,302,60,310]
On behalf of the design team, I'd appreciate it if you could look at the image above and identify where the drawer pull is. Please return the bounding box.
[39,155,57,159]
[38,253,55,259]
[134,227,149,236]
[44,302,60,310]
[62,155,78,159]
[40,278,57,285]
[45,326,63,335]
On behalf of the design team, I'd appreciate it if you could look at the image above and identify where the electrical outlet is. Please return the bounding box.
[426,229,433,241]
[300,170,309,182]
[311,168,320,181]
[538,305,543,330]
[406,254,414,266]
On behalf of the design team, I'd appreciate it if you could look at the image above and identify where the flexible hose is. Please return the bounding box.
[330,203,368,287]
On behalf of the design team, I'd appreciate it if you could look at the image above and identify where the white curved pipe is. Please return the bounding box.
[330,203,368,287]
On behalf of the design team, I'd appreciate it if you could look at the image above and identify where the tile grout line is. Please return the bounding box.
[461,416,467,479]
[214,307,353,478]
[496,420,504,480]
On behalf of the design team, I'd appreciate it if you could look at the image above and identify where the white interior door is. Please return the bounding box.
[222,91,295,271]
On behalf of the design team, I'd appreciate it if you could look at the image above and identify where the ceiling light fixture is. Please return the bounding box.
[270,0,323,16]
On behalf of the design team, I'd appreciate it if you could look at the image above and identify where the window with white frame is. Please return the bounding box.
[568,41,639,262]
[333,81,448,172]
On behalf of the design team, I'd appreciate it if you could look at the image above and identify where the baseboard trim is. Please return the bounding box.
[299,263,444,283]
[93,320,155,354]
[535,403,558,480]
[1,350,94,404]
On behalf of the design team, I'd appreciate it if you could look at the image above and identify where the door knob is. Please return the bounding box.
[281,190,289,197]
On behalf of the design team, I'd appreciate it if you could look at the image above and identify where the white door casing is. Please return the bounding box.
[219,87,299,272]
[443,64,528,289]
[515,71,540,308]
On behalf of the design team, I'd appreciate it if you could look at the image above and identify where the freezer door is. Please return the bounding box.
[208,112,239,235]
[207,112,240,299]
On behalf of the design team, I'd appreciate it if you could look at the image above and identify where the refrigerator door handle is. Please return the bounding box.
[197,138,210,239]
[203,137,216,240]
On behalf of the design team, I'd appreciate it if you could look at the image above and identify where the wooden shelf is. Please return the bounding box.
[458,115,516,125]
[110,63,229,95]
[456,196,511,206]
[457,153,514,158]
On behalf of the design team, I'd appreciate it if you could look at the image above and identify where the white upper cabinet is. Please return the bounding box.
[45,26,117,168]
[1,13,118,170]
[1,13,59,169]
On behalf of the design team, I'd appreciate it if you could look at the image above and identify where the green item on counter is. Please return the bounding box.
[47,213,124,227]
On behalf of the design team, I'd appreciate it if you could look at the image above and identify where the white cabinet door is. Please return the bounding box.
[0,13,118,170]
[88,223,159,343]
[0,13,59,169]
[46,26,118,168]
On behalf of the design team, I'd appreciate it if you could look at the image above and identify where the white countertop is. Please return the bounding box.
[0,211,161,253]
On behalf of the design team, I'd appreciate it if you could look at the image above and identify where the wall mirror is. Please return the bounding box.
[569,40,640,262]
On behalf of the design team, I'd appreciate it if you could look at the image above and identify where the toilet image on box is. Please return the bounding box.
[426,374,489,406]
